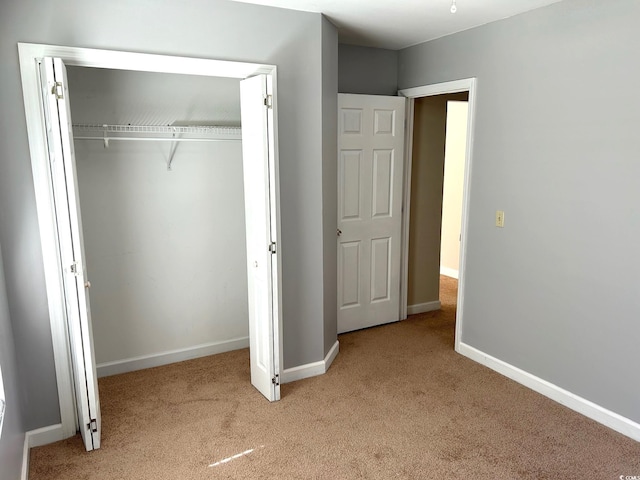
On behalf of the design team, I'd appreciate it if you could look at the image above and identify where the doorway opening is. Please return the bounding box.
[399,78,477,353]
[18,43,283,451]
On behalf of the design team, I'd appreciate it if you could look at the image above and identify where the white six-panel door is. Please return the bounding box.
[40,57,101,451]
[337,94,406,334]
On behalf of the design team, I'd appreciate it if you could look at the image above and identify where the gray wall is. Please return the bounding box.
[75,140,248,367]
[0,0,337,431]
[399,0,640,423]
[322,18,338,355]
[0,245,25,480]
[338,44,398,95]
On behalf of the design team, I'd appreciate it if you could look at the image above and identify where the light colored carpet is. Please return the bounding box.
[30,277,640,479]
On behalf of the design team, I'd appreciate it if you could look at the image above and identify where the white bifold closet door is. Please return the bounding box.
[40,57,101,451]
[240,74,281,401]
[38,62,281,455]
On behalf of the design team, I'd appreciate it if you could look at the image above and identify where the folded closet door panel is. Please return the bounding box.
[40,57,101,451]
[240,74,280,401]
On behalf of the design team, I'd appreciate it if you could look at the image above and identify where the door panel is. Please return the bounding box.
[372,150,394,217]
[40,57,101,451]
[339,241,361,308]
[240,74,280,401]
[371,237,391,302]
[340,151,362,220]
[337,94,405,334]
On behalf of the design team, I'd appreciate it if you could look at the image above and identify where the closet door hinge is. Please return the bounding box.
[268,242,277,254]
[272,374,280,386]
[88,418,98,433]
[69,262,81,277]
[264,95,273,109]
[52,81,64,100]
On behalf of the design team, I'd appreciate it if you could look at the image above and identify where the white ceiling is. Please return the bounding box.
[230,0,564,50]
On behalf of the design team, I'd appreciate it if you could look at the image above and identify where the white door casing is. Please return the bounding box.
[398,78,477,352]
[40,57,101,451]
[337,94,406,334]
[240,74,281,401]
[19,43,283,442]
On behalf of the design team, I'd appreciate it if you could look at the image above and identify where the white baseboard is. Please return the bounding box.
[281,340,339,384]
[407,300,441,315]
[22,424,65,480]
[97,337,250,377]
[26,423,64,448]
[457,342,640,442]
[440,266,459,279]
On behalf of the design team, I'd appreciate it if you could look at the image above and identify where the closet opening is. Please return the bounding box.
[19,43,283,451]
[67,67,250,380]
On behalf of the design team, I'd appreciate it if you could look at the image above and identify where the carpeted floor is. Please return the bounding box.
[30,276,640,479]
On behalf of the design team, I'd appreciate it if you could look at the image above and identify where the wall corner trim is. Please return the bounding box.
[457,342,640,442]
[407,300,441,315]
[21,435,29,480]
[281,340,339,384]
[26,423,64,448]
[22,423,65,479]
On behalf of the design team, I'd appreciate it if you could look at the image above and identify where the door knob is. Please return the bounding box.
[337,229,342,236]
[85,281,91,289]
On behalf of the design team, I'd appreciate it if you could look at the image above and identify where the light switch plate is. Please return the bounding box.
[496,210,505,228]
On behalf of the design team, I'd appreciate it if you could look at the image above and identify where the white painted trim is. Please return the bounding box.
[440,266,459,279]
[97,337,250,378]
[18,44,78,439]
[400,78,474,98]
[457,343,640,442]
[324,340,340,370]
[21,435,29,480]
[454,79,477,353]
[398,77,477,354]
[281,340,339,384]
[407,300,441,315]
[399,97,415,321]
[18,42,280,441]
[22,424,65,480]
[26,424,64,448]
[17,43,273,78]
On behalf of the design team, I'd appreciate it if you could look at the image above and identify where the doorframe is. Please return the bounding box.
[18,42,283,439]
[398,78,477,353]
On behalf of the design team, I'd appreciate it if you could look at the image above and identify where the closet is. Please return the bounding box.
[22,45,281,452]
[66,66,250,378]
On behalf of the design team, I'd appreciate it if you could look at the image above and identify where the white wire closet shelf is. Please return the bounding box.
[72,124,242,143]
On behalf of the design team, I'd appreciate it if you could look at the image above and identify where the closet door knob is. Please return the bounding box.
[85,281,91,289]
[337,229,342,237]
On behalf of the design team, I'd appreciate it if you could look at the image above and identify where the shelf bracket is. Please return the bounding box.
[167,130,179,170]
